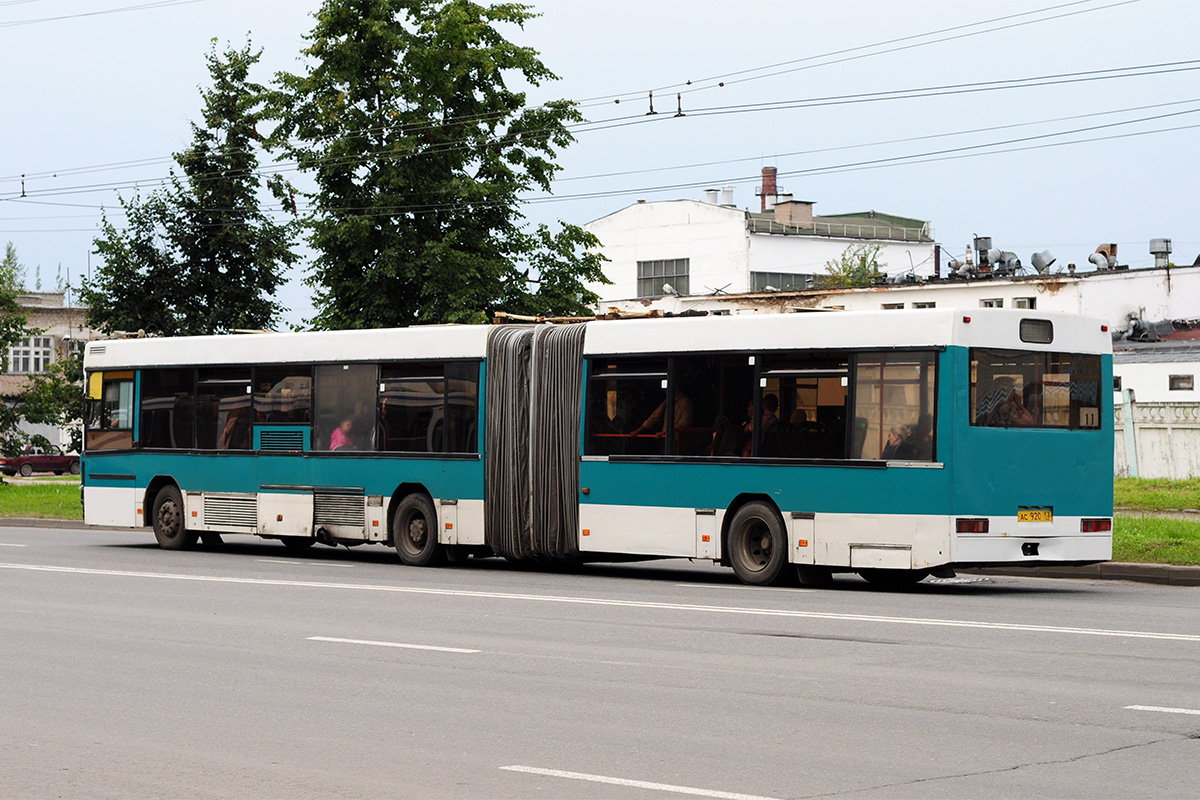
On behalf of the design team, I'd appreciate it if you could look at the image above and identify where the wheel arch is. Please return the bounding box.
[143,476,181,529]
[720,492,784,566]
[386,482,434,546]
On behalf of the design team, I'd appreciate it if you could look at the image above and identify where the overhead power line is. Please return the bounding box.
[579,0,1143,106]
[4,57,1195,205]
[0,0,205,28]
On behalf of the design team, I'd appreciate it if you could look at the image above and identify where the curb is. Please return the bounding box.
[963,562,1200,587]
[3,516,1198,586]
[0,517,129,532]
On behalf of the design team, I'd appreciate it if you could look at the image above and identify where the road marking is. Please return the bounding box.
[1125,705,1200,716]
[500,765,780,800]
[256,558,352,568]
[308,636,479,654]
[0,543,27,547]
[2,562,1200,643]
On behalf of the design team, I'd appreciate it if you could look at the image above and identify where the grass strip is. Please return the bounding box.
[1113,514,1200,566]
[0,480,82,520]
[1114,477,1200,511]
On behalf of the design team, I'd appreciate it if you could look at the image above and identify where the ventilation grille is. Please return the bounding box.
[259,429,306,452]
[89,345,107,356]
[203,494,258,528]
[315,491,365,527]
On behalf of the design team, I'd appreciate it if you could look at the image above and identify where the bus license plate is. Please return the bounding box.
[1018,508,1053,523]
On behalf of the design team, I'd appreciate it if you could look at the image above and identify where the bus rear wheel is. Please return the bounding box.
[727,501,788,586]
[392,494,444,567]
[152,486,198,550]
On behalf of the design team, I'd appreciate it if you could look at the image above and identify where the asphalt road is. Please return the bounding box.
[1,526,1198,800]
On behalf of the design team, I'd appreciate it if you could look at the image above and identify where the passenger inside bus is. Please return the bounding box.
[330,418,355,450]
[219,407,252,450]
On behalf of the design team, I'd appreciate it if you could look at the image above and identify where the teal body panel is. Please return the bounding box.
[579,346,1114,519]
[580,459,951,516]
[85,451,484,503]
[946,349,1114,517]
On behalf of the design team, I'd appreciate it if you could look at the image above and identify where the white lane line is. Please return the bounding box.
[501,765,780,800]
[0,543,28,547]
[308,636,479,654]
[257,558,353,568]
[3,562,1200,643]
[1125,705,1200,716]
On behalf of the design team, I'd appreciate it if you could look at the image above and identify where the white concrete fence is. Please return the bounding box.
[1114,393,1200,478]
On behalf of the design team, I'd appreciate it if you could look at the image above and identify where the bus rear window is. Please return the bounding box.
[971,349,1101,429]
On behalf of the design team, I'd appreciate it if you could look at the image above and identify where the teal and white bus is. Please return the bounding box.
[82,309,1113,586]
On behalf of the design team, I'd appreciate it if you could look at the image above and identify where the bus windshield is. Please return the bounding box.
[970,348,1102,429]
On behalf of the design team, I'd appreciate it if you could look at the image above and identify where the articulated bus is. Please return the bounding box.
[82,309,1113,586]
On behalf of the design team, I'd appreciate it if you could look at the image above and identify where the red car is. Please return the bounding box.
[1,445,81,477]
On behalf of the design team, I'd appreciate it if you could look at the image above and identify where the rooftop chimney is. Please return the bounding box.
[758,166,778,212]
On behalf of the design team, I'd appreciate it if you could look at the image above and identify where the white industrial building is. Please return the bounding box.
[584,168,937,301]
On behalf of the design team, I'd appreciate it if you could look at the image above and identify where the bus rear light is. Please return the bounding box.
[956,518,988,533]
[1081,518,1112,532]
[962,316,971,323]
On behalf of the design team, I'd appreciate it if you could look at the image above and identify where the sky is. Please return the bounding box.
[2,0,1197,327]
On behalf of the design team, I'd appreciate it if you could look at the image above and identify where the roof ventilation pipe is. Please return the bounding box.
[1150,238,1172,268]
[720,185,735,206]
[1031,250,1056,274]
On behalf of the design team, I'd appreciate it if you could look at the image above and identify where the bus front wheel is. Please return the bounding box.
[392,494,444,567]
[152,486,198,550]
[727,501,788,586]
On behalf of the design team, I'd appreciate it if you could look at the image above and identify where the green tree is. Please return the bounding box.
[821,243,887,289]
[81,42,296,335]
[1,241,27,291]
[269,0,607,329]
[20,351,84,454]
[0,243,32,456]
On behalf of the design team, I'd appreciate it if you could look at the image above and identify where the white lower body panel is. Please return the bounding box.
[954,516,1112,564]
[83,485,139,528]
[436,498,485,546]
[576,506,1110,569]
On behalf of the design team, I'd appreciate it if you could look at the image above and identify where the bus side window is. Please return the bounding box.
[315,364,377,452]
[585,358,668,457]
[85,371,135,451]
[853,352,937,461]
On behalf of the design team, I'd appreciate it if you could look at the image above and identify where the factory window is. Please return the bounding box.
[881,303,904,310]
[1013,297,1037,309]
[1169,375,1194,392]
[637,259,690,298]
[980,299,1004,308]
[751,272,814,292]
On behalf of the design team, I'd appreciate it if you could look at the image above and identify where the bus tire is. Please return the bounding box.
[393,494,444,567]
[152,485,196,550]
[858,568,929,587]
[727,501,788,586]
